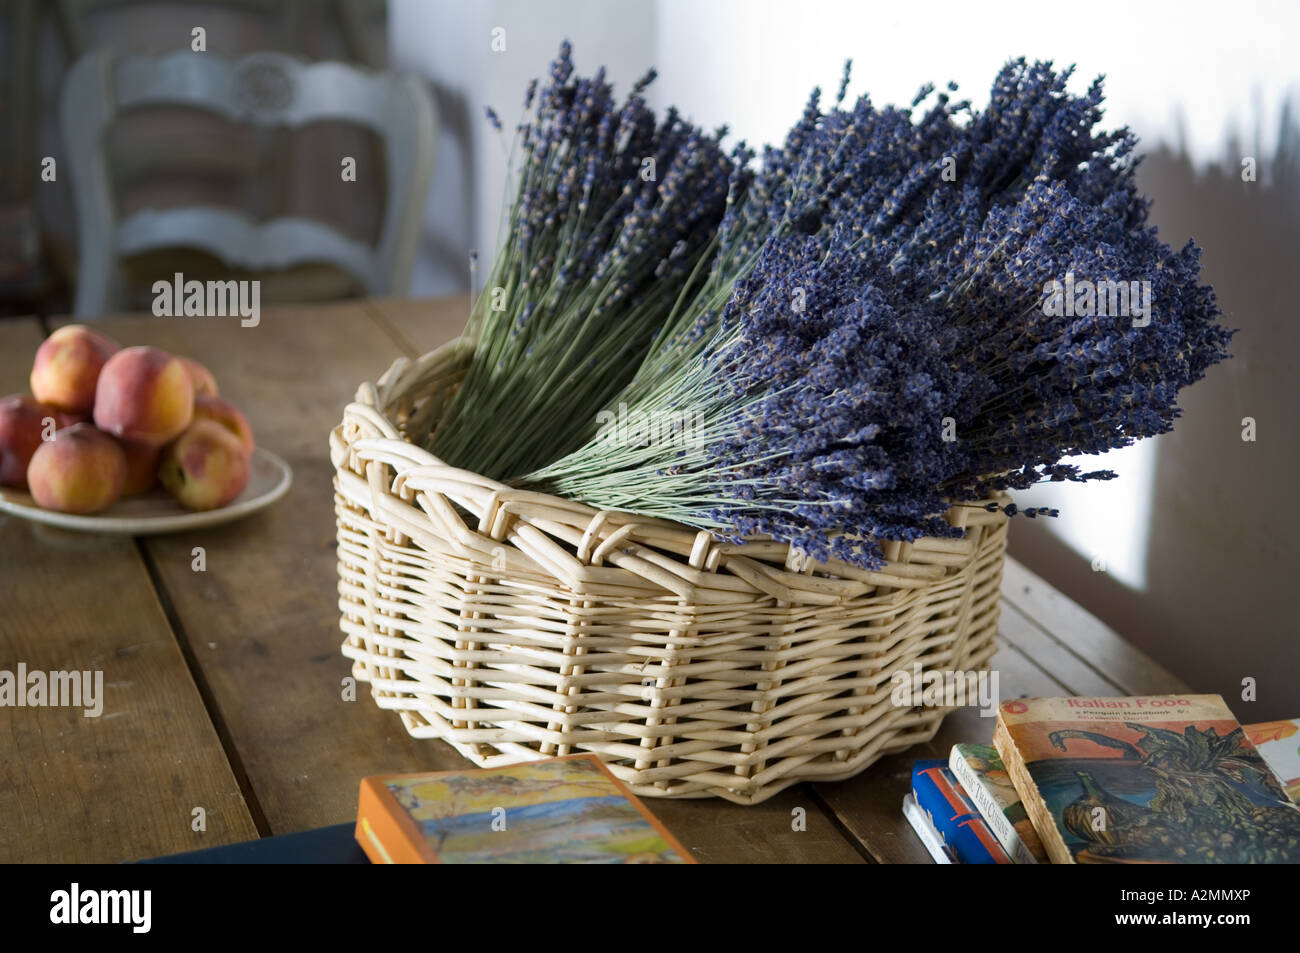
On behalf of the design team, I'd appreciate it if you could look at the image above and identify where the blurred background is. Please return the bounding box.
[1,0,1295,714]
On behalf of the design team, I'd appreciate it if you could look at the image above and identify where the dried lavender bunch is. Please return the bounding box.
[426,42,735,478]
[522,60,1233,569]
[604,62,968,418]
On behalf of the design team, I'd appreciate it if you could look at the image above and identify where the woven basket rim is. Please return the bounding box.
[330,337,1009,606]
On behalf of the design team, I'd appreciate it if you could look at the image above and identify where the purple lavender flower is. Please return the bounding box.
[516,59,1234,569]
[430,43,735,477]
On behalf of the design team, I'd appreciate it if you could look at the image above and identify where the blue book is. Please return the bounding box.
[911,759,1012,864]
[139,823,369,864]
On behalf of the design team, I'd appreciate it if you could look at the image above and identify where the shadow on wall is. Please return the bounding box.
[1008,105,1300,720]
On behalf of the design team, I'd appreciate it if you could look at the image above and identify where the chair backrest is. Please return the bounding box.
[61,49,436,316]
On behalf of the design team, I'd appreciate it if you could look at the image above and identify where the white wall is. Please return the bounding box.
[651,0,1300,169]
[389,0,487,296]
[396,0,1300,294]
[390,0,656,296]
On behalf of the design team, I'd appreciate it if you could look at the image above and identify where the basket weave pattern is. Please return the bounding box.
[331,342,1009,804]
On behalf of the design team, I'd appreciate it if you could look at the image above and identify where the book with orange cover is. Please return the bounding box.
[356,754,696,864]
[994,694,1300,864]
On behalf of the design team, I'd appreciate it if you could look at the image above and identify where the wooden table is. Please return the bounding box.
[0,297,1189,864]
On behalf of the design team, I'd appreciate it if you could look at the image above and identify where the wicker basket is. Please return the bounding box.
[331,340,1010,804]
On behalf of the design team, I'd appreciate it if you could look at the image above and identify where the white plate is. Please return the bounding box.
[0,447,292,535]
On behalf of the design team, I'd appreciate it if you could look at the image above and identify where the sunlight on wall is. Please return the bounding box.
[1014,443,1157,591]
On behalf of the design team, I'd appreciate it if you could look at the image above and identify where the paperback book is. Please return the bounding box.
[356,754,695,864]
[911,759,1012,864]
[995,695,1300,864]
[949,743,1048,864]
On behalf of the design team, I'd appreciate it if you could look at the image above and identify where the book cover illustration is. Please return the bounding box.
[950,743,1048,863]
[911,759,1012,864]
[1244,718,1300,804]
[360,755,693,864]
[998,696,1300,864]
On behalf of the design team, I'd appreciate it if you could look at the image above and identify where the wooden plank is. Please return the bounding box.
[1001,557,1189,694]
[997,600,1125,696]
[811,640,1075,864]
[0,318,258,863]
[53,302,460,836]
[651,788,865,864]
[363,294,469,358]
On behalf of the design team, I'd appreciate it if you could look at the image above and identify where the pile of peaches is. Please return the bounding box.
[0,325,255,515]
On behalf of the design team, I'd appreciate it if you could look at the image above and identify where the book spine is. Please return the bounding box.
[948,748,1039,865]
[994,721,1073,865]
[911,763,1012,864]
[903,794,955,863]
[355,777,435,863]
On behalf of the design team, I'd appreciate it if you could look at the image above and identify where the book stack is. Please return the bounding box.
[905,696,1300,864]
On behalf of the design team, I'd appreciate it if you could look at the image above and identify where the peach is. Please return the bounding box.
[93,346,194,447]
[192,395,254,457]
[180,357,219,398]
[0,394,59,488]
[26,423,126,514]
[159,420,249,511]
[117,438,163,496]
[54,410,90,428]
[30,325,120,414]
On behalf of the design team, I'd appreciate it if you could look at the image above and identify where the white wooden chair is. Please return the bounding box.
[60,49,436,316]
